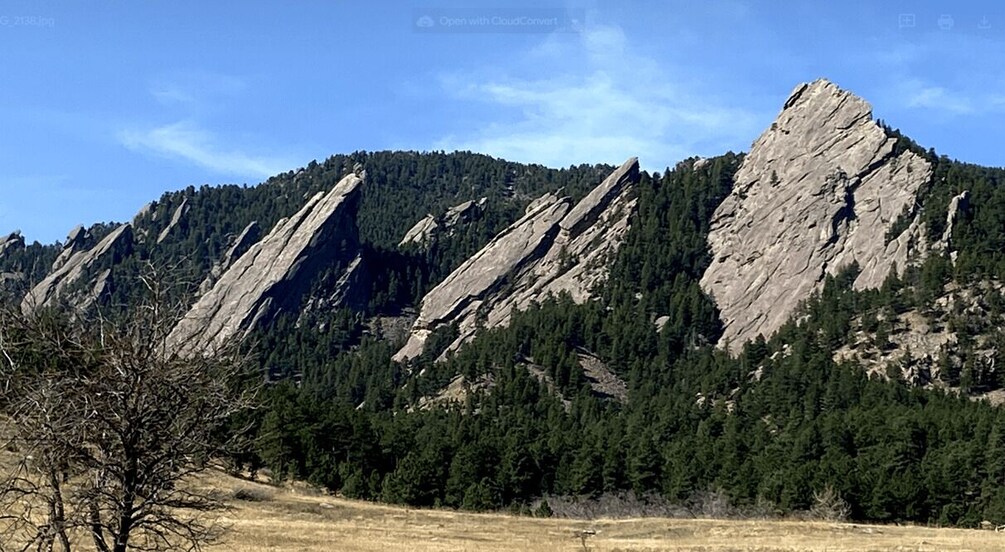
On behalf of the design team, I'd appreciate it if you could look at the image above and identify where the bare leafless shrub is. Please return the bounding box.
[0,266,257,552]
[748,496,783,520]
[532,489,787,522]
[534,492,685,520]
[810,485,851,522]
[689,488,738,519]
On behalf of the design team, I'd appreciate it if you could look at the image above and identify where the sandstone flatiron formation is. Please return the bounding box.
[399,197,487,247]
[198,221,262,295]
[394,157,640,363]
[21,224,134,314]
[700,79,933,352]
[169,173,364,356]
[0,232,24,259]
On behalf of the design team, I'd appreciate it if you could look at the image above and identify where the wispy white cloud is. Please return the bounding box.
[865,34,1005,119]
[150,72,248,106]
[901,81,975,115]
[150,86,197,105]
[119,72,296,179]
[893,78,1005,118]
[435,24,761,169]
[119,121,293,179]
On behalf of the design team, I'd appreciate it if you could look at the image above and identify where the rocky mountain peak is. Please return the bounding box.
[157,197,190,244]
[394,157,639,363]
[52,225,94,272]
[168,173,365,357]
[700,79,933,352]
[22,224,134,314]
[0,232,24,258]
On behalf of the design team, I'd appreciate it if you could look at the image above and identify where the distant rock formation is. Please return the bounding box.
[444,198,485,226]
[935,191,969,261]
[399,197,487,247]
[133,201,156,223]
[400,214,438,247]
[21,224,134,314]
[157,197,189,243]
[0,233,26,293]
[51,226,94,272]
[394,157,639,362]
[699,79,933,352]
[198,221,262,295]
[300,253,372,316]
[169,173,364,356]
[0,232,24,258]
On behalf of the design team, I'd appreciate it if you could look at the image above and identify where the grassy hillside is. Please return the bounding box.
[209,471,1003,552]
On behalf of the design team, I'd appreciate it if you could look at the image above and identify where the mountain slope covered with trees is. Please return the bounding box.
[5,81,1005,531]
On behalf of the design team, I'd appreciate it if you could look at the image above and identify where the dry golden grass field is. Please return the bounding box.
[207,472,1005,552]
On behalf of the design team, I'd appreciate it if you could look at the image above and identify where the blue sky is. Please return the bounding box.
[1,1,1002,244]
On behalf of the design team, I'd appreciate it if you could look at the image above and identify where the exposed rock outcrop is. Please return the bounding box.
[300,253,372,316]
[133,201,156,223]
[0,232,24,258]
[157,197,189,243]
[394,195,569,361]
[368,314,418,345]
[935,190,969,259]
[444,198,486,227]
[169,173,364,356]
[400,215,438,246]
[0,233,25,295]
[131,202,158,242]
[90,268,114,305]
[414,373,496,412]
[833,280,1005,387]
[52,226,94,272]
[21,224,134,314]
[394,158,639,362]
[700,79,933,352]
[198,221,262,295]
[518,352,627,406]
[578,351,628,402]
[399,197,487,247]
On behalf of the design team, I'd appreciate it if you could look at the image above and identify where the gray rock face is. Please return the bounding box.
[700,79,933,352]
[578,351,628,402]
[0,232,24,258]
[0,272,24,288]
[301,253,372,316]
[52,226,94,272]
[394,157,639,362]
[157,197,189,243]
[400,215,438,247]
[169,173,364,356]
[129,202,158,243]
[399,197,487,247]
[936,191,969,254]
[198,221,262,295]
[65,225,87,244]
[90,268,114,304]
[0,233,26,293]
[22,224,134,314]
[133,201,156,223]
[444,198,486,227]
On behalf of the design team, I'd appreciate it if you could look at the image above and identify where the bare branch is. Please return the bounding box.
[0,265,258,551]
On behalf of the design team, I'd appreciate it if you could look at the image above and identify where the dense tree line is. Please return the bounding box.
[244,152,1005,526]
[7,144,1005,527]
[1,151,614,316]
